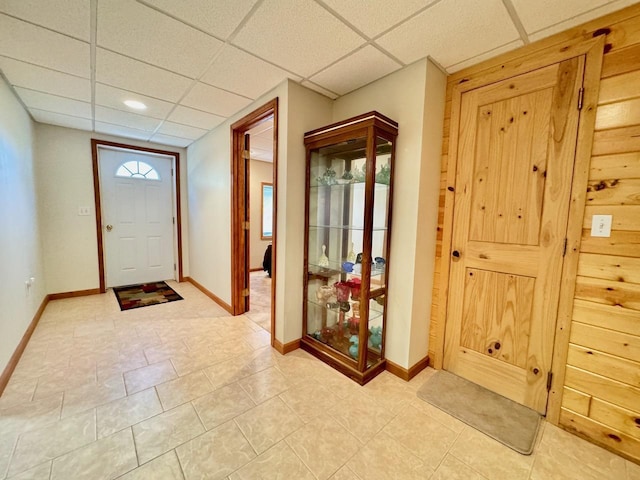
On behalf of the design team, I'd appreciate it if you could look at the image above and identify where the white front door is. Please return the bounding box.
[99,147,175,288]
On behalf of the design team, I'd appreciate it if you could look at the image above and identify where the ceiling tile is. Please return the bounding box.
[0,14,90,77]
[248,117,274,136]
[97,0,224,78]
[140,0,259,40]
[232,0,365,77]
[0,0,90,40]
[29,109,93,131]
[157,121,208,140]
[201,45,300,99]
[376,0,519,67]
[149,133,192,148]
[300,80,339,100]
[181,82,252,117]
[320,0,438,37]
[15,87,92,118]
[250,149,273,162]
[526,0,639,42]
[167,105,225,130]
[310,45,401,95]
[95,105,162,132]
[96,48,192,103]
[95,121,151,141]
[0,56,90,102]
[511,0,610,34]
[250,138,274,154]
[445,39,524,72]
[95,83,174,119]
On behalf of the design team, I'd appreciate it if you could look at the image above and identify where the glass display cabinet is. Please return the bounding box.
[301,111,398,384]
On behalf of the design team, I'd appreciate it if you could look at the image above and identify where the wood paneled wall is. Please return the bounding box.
[429,4,640,462]
[559,39,640,462]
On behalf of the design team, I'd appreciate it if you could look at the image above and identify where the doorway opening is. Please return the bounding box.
[230,99,278,343]
[91,139,183,292]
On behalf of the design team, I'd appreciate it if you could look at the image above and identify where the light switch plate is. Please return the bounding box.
[591,214,612,237]
[78,206,91,216]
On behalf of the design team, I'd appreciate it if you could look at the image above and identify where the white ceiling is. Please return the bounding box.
[247,116,274,162]
[0,0,637,148]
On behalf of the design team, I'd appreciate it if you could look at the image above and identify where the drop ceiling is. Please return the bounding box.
[0,0,637,148]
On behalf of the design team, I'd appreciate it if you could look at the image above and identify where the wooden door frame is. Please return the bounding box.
[230,99,278,340]
[91,139,183,292]
[433,36,605,424]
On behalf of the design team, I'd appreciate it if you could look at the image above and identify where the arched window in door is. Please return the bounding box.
[115,160,160,180]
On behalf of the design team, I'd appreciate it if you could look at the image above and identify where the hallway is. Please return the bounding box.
[0,282,636,479]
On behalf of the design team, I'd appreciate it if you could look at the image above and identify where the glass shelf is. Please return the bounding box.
[306,298,384,322]
[309,224,388,231]
[308,261,386,278]
[310,182,391,190]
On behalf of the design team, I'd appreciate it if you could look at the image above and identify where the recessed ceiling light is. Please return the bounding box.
[124,100,147,110]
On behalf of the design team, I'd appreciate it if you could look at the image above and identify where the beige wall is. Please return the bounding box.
[187,80,333,345]
[186,84,286,309]
[187,68,447,361]
[35,124,188,294]
[332,59,446,368]
[249,159,273,270]
[278,81,334,343]
[0,77,46,374]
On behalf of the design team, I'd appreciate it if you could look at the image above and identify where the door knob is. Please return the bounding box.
[106,224,113,232]
[452,250,460,258]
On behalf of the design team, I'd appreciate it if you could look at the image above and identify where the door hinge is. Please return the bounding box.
[546,371,553,391]
[243,221,250,230]
[242,150,250,160]
[577,87,584,110]
[171,168,174,176]
[172,217,175,225]
[563,238,568,257]
[242,288,249,297]
[173,263,176,271]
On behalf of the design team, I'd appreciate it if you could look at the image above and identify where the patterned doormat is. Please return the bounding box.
[113,281,183,311]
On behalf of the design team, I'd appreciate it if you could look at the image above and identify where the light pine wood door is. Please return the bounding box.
[444,57,586,414]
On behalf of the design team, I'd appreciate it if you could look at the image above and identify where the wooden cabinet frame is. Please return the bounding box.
[301,112,398,385]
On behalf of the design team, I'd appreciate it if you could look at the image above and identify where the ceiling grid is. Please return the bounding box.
[0,0,636,149]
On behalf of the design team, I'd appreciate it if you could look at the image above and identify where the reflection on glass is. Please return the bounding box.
[261,183,273,239]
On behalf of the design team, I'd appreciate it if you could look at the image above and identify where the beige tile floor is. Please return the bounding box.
[245,271,272,333]
[0,280,638,479]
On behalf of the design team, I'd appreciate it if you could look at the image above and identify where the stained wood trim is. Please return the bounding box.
[48,288,101,300]
[547,38,606,424]
[385,355,430,382]
[184,276,233,314]
[0,295,48,396]
[90,139,183,291]
[273,338,300,355]
[90,139,106,292]
[249,267,264,273]
[230,98,278,350]
[270,102,279,341]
